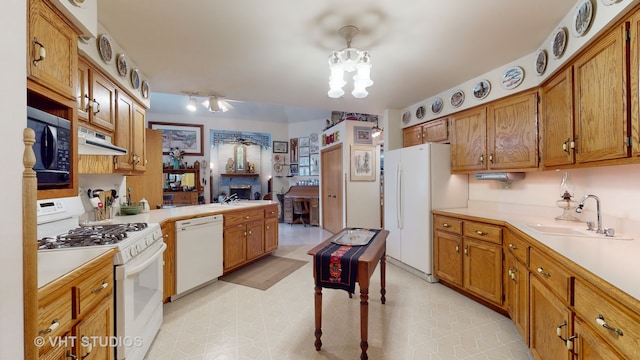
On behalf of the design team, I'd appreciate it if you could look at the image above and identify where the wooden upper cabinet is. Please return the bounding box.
[114,91,147,174]
[450,106,487,172]
[423,117,449,143]
[403,124,423,147]
[77,58,117,133]
[540,68,575,167]
[403,117,449,147]
[573,21,629,164]
[629,11,640,158]
[28,0,78,99]
[487,90,539,170]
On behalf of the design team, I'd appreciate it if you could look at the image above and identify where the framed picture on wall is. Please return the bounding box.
[310,154,319,175]
[289,163,299,175]
[299,137,310,147]
[299,166,310,176]
[149,122,204,155]
[299,146,310,157]
[350,145,375,181]
[354,126,372,144]
[290,138,299,164]
[273,141,288,153]
[299,156,310,166]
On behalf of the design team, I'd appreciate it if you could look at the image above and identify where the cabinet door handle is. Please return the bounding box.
[32,37,46,65]
[91,281,108,293]
[39,318,59,334]
[475,230,486,236]
[489,154,494,164]
[81,336,92,359]
[596,315,624,336]
[455,244,459,253]
[464,245,469,256]
[537,267,551,277]
[479,154,484,164]
[244,215,250,219]
[66,350,78,360]
[508,243,518,249]
[248,230,252,235]
[265,225,269,230]
[92,99,101,115]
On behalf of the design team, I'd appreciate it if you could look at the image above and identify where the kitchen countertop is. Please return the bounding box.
[38,200,277,289]
[434,206,640,302]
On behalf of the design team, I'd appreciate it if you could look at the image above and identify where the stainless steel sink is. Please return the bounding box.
[526,223,633,240]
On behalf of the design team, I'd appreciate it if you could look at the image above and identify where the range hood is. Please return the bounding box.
[474,172,525,181]
[78,126,128,156]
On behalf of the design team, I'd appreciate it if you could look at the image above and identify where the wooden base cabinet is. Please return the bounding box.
[161,221,176,302]
[504,230,530,344]
[223,204,278,273]
[433,215,503,307]
[38,251,115,360]
[529,275,573,360]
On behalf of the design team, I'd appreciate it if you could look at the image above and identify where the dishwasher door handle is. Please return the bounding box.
[177,220,222,232]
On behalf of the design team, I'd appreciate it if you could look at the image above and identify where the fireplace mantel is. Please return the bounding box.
[221,173,259,178]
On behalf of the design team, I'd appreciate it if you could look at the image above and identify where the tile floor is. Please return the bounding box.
[144,224,533,360]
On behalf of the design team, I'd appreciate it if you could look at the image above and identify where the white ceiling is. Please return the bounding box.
[98,0,577,119]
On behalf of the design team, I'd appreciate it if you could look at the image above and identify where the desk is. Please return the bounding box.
[283,186,319,225]
[307,229,388,360]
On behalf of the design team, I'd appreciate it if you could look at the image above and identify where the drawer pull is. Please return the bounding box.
[596,315,624,336]
[508,243,518,249]
[91,281,108,293]
[40,319,59,334]
[475,230,486,235]
[442,223,451,228]
[244,215,250,219]
[537,267,551,277]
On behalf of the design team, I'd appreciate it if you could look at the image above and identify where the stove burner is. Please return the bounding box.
[38,223,149,250]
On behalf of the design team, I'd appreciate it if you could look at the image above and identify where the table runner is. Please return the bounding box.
[315,228,381,293]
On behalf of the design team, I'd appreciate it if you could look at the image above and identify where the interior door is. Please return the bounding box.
[321,144,343,233]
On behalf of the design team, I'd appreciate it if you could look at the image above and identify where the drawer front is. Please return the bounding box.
[225,209,265,226]
[265,205,278,218]
[463,221,502,244]
[574,279,640,359]
[74,263,113,317]
[434,215,463,235]
[529,247,571,302]
[504,230,529,265]
[38,288,73,342]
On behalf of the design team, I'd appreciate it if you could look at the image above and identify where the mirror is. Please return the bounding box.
[235,144,247,172]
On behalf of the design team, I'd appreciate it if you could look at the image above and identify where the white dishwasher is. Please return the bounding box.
[175,214,224,296]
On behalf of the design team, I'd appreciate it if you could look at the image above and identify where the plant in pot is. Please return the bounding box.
[169,147,185,169]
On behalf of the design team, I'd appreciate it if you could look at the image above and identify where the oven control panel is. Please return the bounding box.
[36,199,66,216]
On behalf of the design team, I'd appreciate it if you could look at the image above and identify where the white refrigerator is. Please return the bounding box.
[383,143,468,282]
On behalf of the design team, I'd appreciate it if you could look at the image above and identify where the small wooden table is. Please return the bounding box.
[307,229,388,360]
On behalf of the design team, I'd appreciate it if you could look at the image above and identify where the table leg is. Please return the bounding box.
[314,286,323,351]
[359,287,369,359]
[380,254,386,304]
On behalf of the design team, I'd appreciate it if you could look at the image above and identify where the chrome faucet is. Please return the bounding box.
[576,194,603,234]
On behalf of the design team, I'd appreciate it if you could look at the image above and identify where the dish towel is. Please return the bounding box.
[314,228,381,294]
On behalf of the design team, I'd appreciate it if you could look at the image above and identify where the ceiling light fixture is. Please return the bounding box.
[186,96,197,112]
[328,25,373,99]
[202,96,234,112]
[371,120,383,138]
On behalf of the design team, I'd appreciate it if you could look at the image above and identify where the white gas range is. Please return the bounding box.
[37,196,165,360]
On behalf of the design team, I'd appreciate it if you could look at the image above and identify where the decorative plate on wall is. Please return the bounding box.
[416,105,425,120]
[473,80,491,100]
[141,81,150,99]
[401,111,411,124]
[450,90,464,108]
[572,0,594,37]
[431,98,443,114]
[98,34,113,63]
[117,54,128,77]
[130,69,140,89]
[551,27,567,59]
[535,49,548,76]
[501,66,525,90]
[601,0,621,5]
[69,0,86,8]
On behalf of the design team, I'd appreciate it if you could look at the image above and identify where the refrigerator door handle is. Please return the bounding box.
[397,162,403,229]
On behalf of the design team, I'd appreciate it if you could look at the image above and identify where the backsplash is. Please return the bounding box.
[468,163,640,234]
[78,174,126,222]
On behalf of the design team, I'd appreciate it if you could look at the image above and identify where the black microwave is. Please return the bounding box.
[27,106,71,188]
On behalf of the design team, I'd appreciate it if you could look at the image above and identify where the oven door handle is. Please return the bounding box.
[125,242,166,278]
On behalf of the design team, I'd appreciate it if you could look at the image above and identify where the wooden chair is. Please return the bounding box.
[292,198,310,227]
